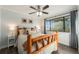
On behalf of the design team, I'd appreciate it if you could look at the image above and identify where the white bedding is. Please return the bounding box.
[37,41,57,54]
[17,34,27,54]
[17,31,42,54]
[17,33,57,54]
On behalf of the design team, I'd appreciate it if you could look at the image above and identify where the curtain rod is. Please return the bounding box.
[45,10,77,20]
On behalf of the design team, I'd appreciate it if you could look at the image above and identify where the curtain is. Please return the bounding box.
[70,10,78,49]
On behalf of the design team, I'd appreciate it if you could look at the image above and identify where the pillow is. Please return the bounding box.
[19,29,24,34]
[28,27,36,34]
[19,28,29,35]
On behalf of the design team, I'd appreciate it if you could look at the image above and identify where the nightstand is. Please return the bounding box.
[8,35,16,48]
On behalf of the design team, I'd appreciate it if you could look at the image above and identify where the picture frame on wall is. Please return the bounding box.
[29,19,32,23]
[22,19,27,23]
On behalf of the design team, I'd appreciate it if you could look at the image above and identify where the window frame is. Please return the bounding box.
[44,15,71,33]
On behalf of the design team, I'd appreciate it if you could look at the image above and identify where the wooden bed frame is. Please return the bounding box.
[23,32,58,54]
[16,27,58,54]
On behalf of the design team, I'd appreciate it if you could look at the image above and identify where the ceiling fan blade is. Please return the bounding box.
[29,12,36,14]
[43,5,49,10]
[30,6,37,10]
[42,11,48,14]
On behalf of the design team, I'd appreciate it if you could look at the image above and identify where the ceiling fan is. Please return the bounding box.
[29,5,49,16]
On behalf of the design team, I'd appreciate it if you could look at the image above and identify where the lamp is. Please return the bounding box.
[35,25,41,32]
[8,24,16,36]
[36,26,40,30]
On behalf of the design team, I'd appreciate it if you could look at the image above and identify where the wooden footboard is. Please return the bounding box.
[23,32,58,54]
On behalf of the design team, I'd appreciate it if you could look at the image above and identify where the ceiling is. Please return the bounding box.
[1,5,77,20]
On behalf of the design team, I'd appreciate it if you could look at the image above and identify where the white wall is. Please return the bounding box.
[58,32,70,46]
[0,8,22,48]
[0,8,36,49]
[46,31,70,46]
[0,8,42,49]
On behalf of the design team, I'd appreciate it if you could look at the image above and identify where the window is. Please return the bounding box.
[64,16,71,32]
[51,18,64,32]
[44,16,71,33]
[45,20,51,31]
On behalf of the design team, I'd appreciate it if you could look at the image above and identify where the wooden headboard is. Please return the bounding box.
[16,26,36,37]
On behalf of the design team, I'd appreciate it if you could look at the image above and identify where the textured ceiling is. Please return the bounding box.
[1,5,77,20]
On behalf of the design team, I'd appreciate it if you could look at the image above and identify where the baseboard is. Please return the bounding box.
[58,43,70,48]
[0,43,17,50]
[58,43,79,51]
[0,45,8,49]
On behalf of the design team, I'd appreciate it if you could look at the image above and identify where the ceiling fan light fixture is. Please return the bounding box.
[29,5,49,16]
[36,12,42,16]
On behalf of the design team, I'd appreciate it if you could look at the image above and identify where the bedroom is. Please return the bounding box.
[0,5,79,54]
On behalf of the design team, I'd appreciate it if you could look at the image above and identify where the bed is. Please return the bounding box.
[16,27,58,54]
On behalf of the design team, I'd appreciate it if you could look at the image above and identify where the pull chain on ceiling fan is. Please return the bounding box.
[29,5,49,16]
